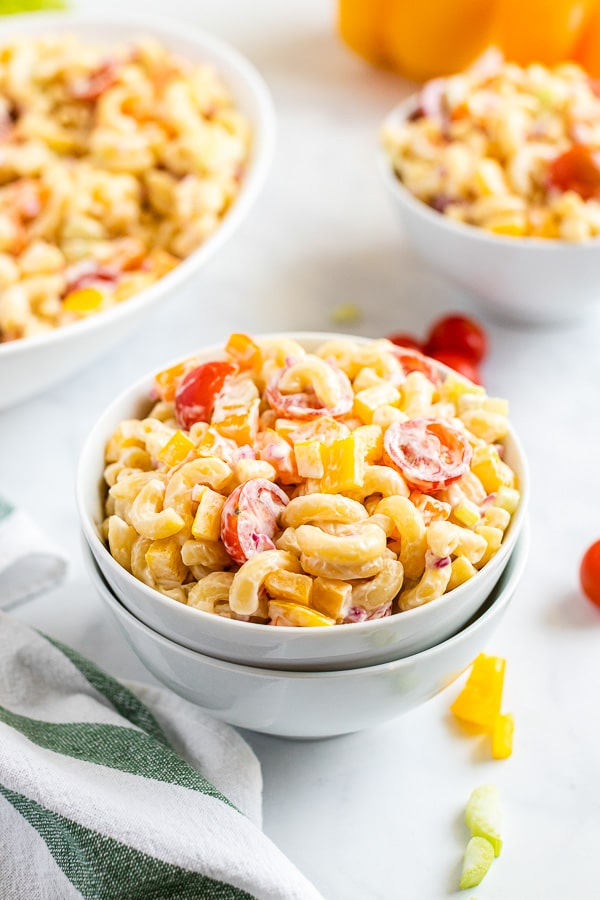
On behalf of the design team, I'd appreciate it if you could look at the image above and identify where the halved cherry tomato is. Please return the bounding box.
[387,333,423,352]
[424,314,488,364]
[265,366,354,420]
[66,267,119,294]
[549,145,600,201]
[391,346,441,385]
[175,361,236,430]
[384,418,473,492]
[428,351,482,384]
[580,540,600,607]
[220,478,289,565]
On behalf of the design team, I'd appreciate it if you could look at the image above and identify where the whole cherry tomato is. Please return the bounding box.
[174,361,236,430]
[383,418,473,492]
[580,540,600,607]
[387,333,423,352]
[549,145,600,201]
[429,351,482,384]
[424,314,488,364]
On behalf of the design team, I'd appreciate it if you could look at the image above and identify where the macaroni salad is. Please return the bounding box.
[382,58,600,240]
[102,335,520,628]
[0,33,250,342]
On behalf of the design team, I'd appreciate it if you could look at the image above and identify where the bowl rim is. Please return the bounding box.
[378,92,600,251]
[0,11,276,358]
[76,330,530,638]
[84,523,529,679]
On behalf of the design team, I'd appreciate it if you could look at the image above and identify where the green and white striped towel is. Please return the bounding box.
[0,496,67,609]
[0,614,323,899]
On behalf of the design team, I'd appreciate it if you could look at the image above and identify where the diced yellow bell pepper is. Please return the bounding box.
[491,713,514,759]
[157,430,195,468]
[353,424,383,464]
[450,654,506,729]
[311,576,353,622]
[474,524,504,568]
[447,555,477,591]
[191,486,226,542]
[487,215,530,237]
[354,383,400,424]
[294,440,325,479]
[145,249,179,278]
[288,417,349,445]
[471,446,515,493]
[319,434,364,494]
[264,570,313,606]
[154,359,196,403]
[274,418,306,442]
[225,332,262,369]
[145,538,188,584]
[62,287,104,314]
[212,399,260,445]
[268,599,335,627]
[440,372,485,410]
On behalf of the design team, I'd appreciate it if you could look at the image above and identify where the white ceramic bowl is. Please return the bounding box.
[77,332,529,671]
[379,95,600,325]
[83,528,528,739]
[0,13,275,409]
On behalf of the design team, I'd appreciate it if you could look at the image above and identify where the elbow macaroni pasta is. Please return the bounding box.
[102,335,521,626]
[0,33,250,343]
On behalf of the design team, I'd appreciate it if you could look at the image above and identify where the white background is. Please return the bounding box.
[4,1,600,897]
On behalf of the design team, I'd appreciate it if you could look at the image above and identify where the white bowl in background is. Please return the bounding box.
[0,13,275,409]
[83,528,528,739]
[77,332,529,672]
[379,95,600,325]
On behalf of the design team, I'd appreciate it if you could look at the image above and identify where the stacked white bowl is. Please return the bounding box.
[77,334,529,739]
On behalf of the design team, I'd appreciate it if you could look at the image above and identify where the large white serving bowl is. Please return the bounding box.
[379,95,600,325]
[77,332,529,671]
[83,529,528,739]
[0,13,275,409]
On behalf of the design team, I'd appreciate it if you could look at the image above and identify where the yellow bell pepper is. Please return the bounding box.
[225,332,262,370]
[450,653,505,729]
[157,430,195,468]
[338,0,498,81]
[62,287,104,315]
[338,0,600,81]
[154,359,196,403]
[491,713,514,759]
[497,0,597,67]
[320,434,365,494]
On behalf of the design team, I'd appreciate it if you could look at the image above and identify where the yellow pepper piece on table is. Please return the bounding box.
[450,653,505,729]
[491,712,514,759]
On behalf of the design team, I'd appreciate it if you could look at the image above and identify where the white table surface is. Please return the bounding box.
[3,1,600,897]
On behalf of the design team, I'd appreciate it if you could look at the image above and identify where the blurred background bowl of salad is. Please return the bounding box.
[0,13,275,409]
[83,528,528,738]
[379,90,600,325]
